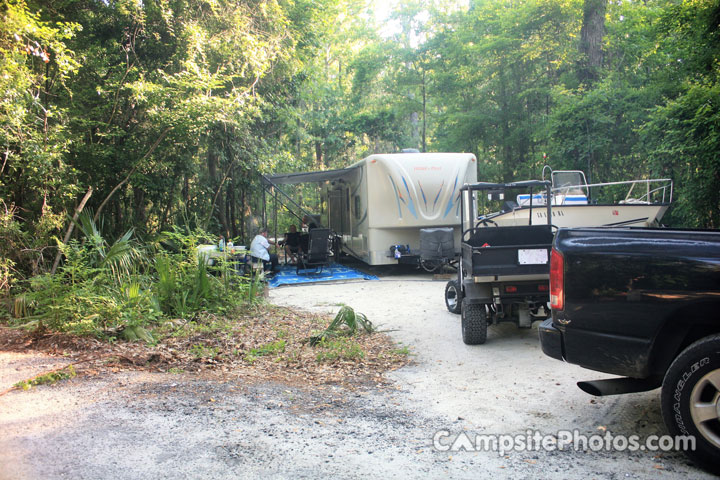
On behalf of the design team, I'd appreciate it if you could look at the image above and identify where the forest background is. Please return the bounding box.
[1,0,719,322]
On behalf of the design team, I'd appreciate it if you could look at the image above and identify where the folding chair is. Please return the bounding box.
[297,228,331,274]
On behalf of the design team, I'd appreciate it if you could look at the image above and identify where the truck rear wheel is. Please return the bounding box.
[661,334,720,474]
[445,280,462,314]
[461,299,487,345]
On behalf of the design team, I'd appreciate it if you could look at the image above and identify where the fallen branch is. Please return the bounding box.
[51,186,93,275]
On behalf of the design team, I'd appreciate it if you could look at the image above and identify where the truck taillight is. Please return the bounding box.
[550,248,564,311]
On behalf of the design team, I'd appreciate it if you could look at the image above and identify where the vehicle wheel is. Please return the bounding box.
[445,280,462,314]
[661,334,720,474]
[461,299,487,345]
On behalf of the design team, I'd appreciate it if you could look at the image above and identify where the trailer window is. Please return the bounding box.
[354,195,361,219]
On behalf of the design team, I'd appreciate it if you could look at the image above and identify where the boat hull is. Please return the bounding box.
[491,204,670,228]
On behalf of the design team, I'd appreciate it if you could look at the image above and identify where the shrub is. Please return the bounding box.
[7,219,257,339]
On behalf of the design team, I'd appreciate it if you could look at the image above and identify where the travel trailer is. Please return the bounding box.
[263,152,478,265]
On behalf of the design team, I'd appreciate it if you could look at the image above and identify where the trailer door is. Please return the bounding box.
[328,187,347,235]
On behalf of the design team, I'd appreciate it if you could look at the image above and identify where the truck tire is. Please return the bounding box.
[661,334,720,474]
[445,280,462,314]
[461,299,487,345]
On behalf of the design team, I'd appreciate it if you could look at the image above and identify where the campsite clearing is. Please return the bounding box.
[0,273,714,479]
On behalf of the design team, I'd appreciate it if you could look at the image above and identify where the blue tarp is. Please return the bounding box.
[267,263,379,288]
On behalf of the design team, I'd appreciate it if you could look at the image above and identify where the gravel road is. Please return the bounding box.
[0,273,714,479]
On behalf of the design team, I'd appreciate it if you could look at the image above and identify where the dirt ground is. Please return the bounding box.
[0,271,715,479]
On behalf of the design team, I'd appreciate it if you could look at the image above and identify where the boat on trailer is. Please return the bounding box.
[482,167,673,228]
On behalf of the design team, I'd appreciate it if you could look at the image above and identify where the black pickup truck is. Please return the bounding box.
[539,227,720,473]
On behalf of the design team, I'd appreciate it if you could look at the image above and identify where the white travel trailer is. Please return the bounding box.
[264,152,478,265]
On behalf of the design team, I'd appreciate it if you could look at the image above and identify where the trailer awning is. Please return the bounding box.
[262,166,360,185]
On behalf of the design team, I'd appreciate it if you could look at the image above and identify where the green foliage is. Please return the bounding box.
[3,0,720,331]
[154,253,214,319]
[119,325,155,343]
[0,1,82,217]
[315,336,365,362]
[6,221,257,337]
[190,343,221,360]
[14,365,76,391]
[429,0,582,179]
[643,82,720,228]
[245,339,286,363]
[391,346,411,356]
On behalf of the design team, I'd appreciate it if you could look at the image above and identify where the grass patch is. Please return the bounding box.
[14,365,77,391]
[391,346,411,356]
[245,339,286,363]
[189,344,220,359]
[315,337,365,362]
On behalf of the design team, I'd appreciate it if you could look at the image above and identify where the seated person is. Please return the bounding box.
[280,224,301,263]
[249,228,279,272]
[302,215,318,230]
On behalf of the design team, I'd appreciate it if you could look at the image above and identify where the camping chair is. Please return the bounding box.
[297,228,331,274]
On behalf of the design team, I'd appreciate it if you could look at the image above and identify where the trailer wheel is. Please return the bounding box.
[461,299,487,345]
[445,280,462,314]
[661,334,720,474]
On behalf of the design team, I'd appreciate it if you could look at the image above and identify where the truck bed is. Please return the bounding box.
[544,227,720,377]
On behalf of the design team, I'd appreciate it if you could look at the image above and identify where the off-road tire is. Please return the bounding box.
[445,280,462,314]
[461,299,487,345]
[661,334,720,474]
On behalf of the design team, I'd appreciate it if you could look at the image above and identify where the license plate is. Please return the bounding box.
[518,249,548,265]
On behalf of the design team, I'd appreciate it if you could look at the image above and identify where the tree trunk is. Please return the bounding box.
[315,142,323,169]
[207,148,229,235]
[579,0,607,85]
[498,62,513,181]
[114,198,123,237]
[229,172,237,238]
[51,187,93,275]
[240,186,246,240]
[182,175,189,206]
[161,179,176,230]
[422,70,427,153]
[133,187,146,226]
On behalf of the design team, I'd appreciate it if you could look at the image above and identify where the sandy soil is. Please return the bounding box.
[0,272,714,479]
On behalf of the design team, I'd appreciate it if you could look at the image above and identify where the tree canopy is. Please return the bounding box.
[2,0,719,286]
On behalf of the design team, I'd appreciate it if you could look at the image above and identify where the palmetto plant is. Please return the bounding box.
[154,253,214,318]
[72,212,142,284]
[308,305,375,346]
[9,218,253,339]
[10,213,149,334]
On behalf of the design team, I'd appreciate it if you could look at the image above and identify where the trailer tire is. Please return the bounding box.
[445,280,462,314]
[661,334,720,474]
[461,299,487,345]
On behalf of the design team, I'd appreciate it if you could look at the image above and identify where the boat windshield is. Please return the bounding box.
[552,171,587,195]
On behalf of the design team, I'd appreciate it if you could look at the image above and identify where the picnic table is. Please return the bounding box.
[197,245,252,274]
[197,244,247,262]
